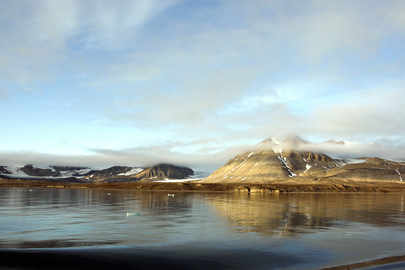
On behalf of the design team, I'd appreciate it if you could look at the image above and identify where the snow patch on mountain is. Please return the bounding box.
[1,165,91,179]
[395,169,403,182]
[4,166,30,178]
[277,153,296,177]
[154,170,209,182]
[304,164,312,173]
[344,158,366,164]
[118,168,144,176]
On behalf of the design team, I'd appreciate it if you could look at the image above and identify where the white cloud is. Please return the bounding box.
[309,87,405,137]
[0,0,180,85]
[77,0,181,49]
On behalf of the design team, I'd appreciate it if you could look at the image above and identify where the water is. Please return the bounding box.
[0,188,405,270]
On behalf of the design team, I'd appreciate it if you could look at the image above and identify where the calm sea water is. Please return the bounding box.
[0,188,405,270]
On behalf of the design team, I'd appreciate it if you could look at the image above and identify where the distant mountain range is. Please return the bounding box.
[0,163,195,183]
[1,136,404,185]
[203,136,405,183]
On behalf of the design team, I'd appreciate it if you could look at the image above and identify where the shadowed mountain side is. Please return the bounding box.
[135,164,194,180]
[0,166,10,174]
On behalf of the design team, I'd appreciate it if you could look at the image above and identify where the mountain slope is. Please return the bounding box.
[0,163,194,183]
[323,158,405,182]
[205,149,343,183]
[204,137,405,183]
[135,164,194,180]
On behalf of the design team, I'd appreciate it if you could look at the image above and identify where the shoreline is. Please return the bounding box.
[1,178,405,193]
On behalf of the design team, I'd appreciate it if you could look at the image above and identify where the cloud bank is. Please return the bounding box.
[1,136,404,172]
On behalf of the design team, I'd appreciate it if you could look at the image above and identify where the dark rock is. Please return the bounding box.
[83,166,133,178]
[51,166,89,172]
[136,164,194,179]
[0,166,11,174]
[20,165,60,177]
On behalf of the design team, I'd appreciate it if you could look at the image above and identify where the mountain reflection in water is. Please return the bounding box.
[0,188,405,270]
[206,192,405,235]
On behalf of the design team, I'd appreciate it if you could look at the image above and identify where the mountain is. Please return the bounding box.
[0,163,194,183]
[135,164,194,180]
[0,165,91,179]
[325,157,404,182]
[203,136,405,183]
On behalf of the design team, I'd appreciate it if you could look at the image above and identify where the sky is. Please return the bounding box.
[1,0,405,171]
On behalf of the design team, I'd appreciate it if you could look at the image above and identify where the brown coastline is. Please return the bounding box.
[1,178,405,193]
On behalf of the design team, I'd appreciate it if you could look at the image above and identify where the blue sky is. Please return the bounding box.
[1,0,405,170]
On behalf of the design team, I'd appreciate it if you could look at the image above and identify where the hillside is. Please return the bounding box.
[135,164,194,180]
[203,137,405,183]
[0,163,194,183]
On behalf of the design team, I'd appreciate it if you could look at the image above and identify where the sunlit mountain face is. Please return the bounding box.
[204,136,405,183]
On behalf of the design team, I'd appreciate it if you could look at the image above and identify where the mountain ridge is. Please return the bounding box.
[203,136,405,183]
[0,163,195,183]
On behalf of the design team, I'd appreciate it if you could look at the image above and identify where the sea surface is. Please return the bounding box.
[0,188,405,270]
